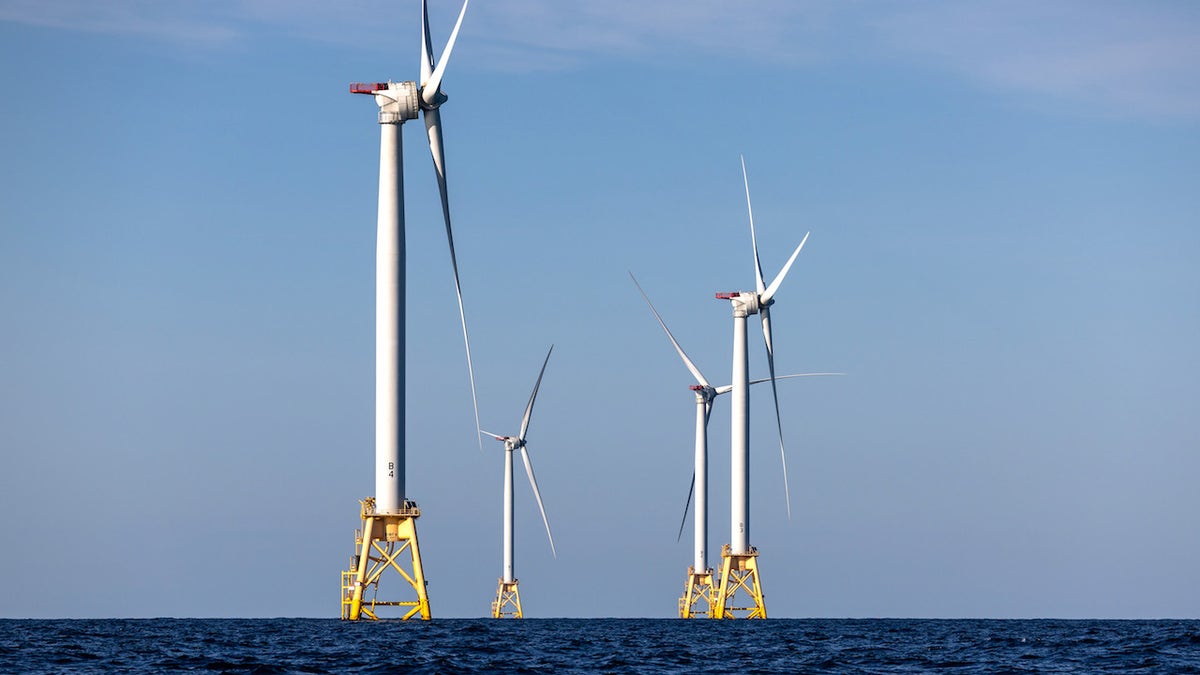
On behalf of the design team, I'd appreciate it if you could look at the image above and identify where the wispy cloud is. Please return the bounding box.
[3,0,1198,118]
[0,0,241,43]
[462,0,845,70]
[871,1,1200,118]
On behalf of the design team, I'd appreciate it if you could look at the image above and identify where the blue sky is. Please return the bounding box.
[1,1,1198,619]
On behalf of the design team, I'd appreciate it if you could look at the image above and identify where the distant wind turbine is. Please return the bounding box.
[712,156,811,619]
[630,273,838,618]
[480,346,557,619]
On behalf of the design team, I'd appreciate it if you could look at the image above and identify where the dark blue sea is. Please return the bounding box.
[2,618,1198,673]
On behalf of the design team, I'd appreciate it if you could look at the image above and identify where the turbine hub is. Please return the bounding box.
[420,87,448,110]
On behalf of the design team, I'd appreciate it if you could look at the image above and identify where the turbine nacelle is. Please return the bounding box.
[688,384,718,403]
[482,432,526,451]
[351,81,420,123]
[715,291,764,316]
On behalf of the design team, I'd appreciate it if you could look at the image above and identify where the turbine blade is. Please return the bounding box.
[748,372,844,386]
[423,107,481,450]
[519,345,553,441]
[479,429,506,441]
[743,155,766,296]
[715,369,840,391]
[761,232,809,304]
[676,472,695,543]
[419,0,434,88]
[629,272,710,388]
[423,0,470,106]
[704,399,713,426]
[761,307,792,519]
[521,445,556,558]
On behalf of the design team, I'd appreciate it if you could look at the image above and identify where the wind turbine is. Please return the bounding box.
[480,346,557,619]
[342,0,478,622]
[630,273,838,618]
[712,157,810,619]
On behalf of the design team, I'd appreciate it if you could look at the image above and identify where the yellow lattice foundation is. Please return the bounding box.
[341,497,430,620]
[713,544,766,619]
[678,567,716,618]
[491,579,522,618]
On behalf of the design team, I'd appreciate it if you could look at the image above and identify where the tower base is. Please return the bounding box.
[340,497,431,620]
[713,544,766,619]
[491,579,522,618]
[678,567,716,618]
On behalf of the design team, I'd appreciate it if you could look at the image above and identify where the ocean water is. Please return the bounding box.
[1,618,1197,673]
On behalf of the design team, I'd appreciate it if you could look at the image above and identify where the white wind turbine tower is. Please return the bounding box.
[631,274,838,618]
[712,157,811,619]
[480,346,557,619]
[341,0,479,622]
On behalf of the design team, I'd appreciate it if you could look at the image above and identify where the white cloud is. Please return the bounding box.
[871,1,1200,118]
[0,0,241,43]
[3,0,1198,118]
[461,0,844,69]
[0,1,847,62]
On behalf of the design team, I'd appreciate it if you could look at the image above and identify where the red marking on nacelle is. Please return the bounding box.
[715,292,738,300]
[350,82,388,94]
[689,385,705,391]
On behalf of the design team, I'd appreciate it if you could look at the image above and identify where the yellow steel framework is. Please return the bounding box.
[678,566,716,618]
[341,497,431,620]
[491,579,522,619]
[713,544,766,619]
